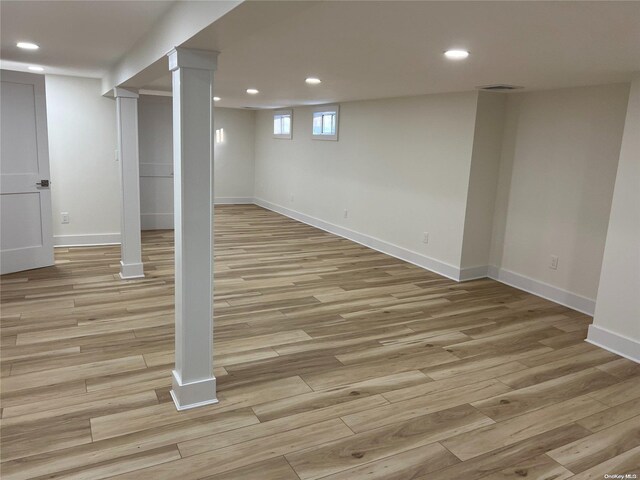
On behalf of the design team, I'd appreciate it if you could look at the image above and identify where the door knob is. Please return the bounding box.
[36,180,49,187]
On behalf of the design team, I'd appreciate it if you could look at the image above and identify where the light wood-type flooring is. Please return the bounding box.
[1,204,639,480]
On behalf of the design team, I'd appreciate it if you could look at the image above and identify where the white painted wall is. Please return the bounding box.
[489,84,630,308]
[253,85,630,311]
[138,95,256,229]
[254,92,479,275]
[460,92,506,276]
[46,74,121,245]
[589,75,640,361]
[138,94,174,229]
[46,81,256,241]
[45,76,633,326]
[214,107,256,201]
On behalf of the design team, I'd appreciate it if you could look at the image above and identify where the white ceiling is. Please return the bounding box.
[2,1,639,108]
[0,0,174,78]
[155,0,640,108]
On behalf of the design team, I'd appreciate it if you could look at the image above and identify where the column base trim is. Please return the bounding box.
[119,261,145,279]
[171,370,218,411]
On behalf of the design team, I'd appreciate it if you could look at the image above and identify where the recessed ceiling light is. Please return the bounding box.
[246,88,259,95]
[213,96,221,102]
[305,77,322,85]
[28,66,44,72]
[17,42,39,50]
[444,49,469,60]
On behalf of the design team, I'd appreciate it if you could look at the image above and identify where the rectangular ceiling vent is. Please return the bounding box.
[477,84,524,92]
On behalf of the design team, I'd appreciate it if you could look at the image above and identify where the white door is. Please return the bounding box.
[1,70,54,274]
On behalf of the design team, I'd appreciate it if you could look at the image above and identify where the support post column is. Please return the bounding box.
[114,88,144,279]
[168,47,219,410]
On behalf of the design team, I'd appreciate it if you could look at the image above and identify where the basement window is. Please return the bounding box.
[273,110,292,139]
[312,105,339,141]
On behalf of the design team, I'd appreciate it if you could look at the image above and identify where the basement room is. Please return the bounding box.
[0,1,639,479]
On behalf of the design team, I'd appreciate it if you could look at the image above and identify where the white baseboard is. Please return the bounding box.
[52,203,599,324]
[54,233,120,247]
[459,265,489,281]
[141,213,173,230]
[487,266,596,316]
[487,265,500,279]
[76,201,254,236]
[252,200,597,318]
[254,197,461,281]
[587,324,640,363]
[215,197,254,205]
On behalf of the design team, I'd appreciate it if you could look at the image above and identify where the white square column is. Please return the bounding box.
[114,88,144,279]
[168,47,219,410]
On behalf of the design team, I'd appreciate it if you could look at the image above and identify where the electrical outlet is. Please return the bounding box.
[114,149,119,162]
[61,212,70,224]
[423,232,429,244]
[550,255,559,270]
[343,209,348,219]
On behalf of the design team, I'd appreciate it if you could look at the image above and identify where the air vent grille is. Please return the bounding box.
[477,84,524,91]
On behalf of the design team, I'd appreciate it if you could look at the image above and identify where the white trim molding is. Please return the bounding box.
[54,233,121,247]
[54,203,602,326]
[488,266,596,316]
[168,46,218,411]
[252,201,598,317]
[114,87,144,280]
[459,265,490,281]
[587,325,640,363]
[170,370,218,411]
[119,261,144,279]
[254,197,461,281]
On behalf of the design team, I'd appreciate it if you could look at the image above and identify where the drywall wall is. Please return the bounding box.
[46,76,632,324]
[589,75,640,361]
[254,92,480,277]
[138,94,173,229]
[46,74,121,245]
[489,84,630,311]
[138,95,256,229]
[213,107,256,201]
[460,92,506,277]
[46,81,256,240]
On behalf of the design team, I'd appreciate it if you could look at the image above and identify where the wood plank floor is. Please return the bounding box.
[1,204,639,480]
